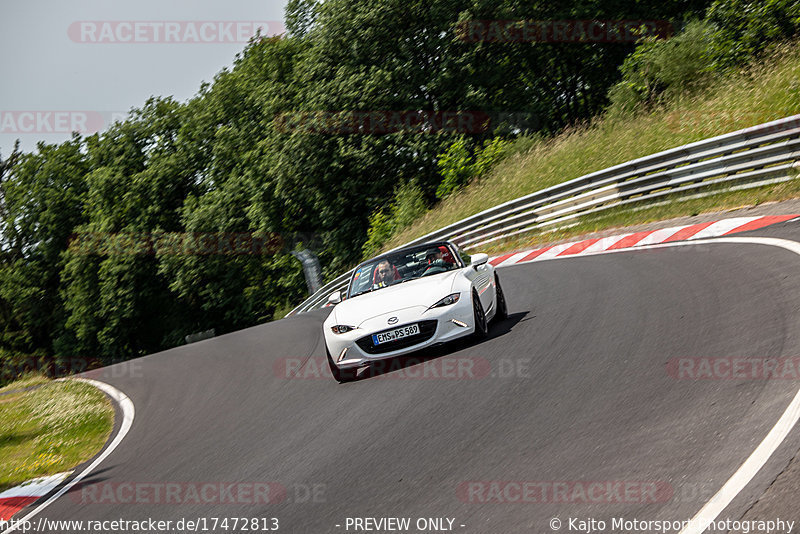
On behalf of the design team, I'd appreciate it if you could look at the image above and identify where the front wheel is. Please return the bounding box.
[472,291,488,340]
[326,346,357,383]
[494,275,508,321]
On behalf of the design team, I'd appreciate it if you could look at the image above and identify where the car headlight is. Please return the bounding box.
[429,293,460,309]
[330,325,356,334]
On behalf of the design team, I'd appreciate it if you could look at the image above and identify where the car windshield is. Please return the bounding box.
[348,243,461,298]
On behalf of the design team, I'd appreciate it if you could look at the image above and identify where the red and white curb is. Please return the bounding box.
[0,472,71,520]
[489,215,799,267]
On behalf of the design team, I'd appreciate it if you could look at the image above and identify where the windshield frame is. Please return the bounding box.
[345,242,464,299]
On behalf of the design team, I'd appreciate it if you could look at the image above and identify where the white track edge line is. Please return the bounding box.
[669,237,800,534]
[511,235,800,534]
[1,378,135,534]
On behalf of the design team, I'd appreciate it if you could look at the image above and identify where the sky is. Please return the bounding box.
[0,0,289,156]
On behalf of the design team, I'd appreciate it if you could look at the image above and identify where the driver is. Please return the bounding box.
[423,246,454,275]
[425,250,442,264]
[426,246,454,266]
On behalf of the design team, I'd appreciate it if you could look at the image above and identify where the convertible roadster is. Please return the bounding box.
[322,241,507,382]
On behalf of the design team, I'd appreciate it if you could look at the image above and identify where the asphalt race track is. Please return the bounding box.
[24,218,800,533]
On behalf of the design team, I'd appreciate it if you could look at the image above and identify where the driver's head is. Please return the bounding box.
[376,260,394,284]
[426,249,443,264]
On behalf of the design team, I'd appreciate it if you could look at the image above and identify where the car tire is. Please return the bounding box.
[472,290,489,340]
[326,346,357,383]
[494,275,508,321]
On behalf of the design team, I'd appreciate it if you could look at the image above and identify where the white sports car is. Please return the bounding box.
[322,241,507,382]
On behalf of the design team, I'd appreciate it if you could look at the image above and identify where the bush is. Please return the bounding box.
[707,0,800,69]
[436,137,511,199]
[608,20,716,112]
[435,138,473,200]
[362,182,427,257]
[609,0,800,114]
[362,135,514,257]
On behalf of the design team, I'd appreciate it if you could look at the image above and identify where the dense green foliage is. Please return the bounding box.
[609,0,800,111]
[436,137,512,200]
[362,181,428,258]
[4,0,795,378]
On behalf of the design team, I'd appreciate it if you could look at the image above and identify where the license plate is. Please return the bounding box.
[372,324,419,345]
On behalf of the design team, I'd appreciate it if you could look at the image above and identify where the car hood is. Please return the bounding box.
[331,270,461,326]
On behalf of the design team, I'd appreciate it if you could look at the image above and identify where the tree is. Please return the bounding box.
[0,136,88,371]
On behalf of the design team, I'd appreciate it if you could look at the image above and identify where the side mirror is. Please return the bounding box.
[471,253,489,268]
[327,291,342,305]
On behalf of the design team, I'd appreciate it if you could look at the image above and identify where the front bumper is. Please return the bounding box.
[325,302,475,369]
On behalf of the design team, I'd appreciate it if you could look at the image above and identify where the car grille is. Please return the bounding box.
[356,320,438,355]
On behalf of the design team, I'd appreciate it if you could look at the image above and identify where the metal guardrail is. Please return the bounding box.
[287,114,800,315]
